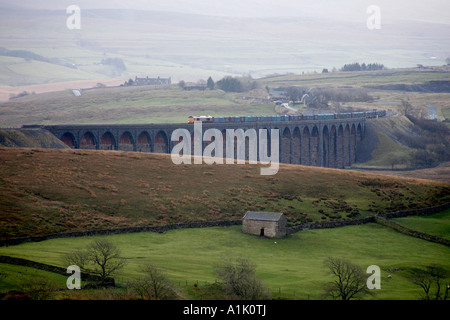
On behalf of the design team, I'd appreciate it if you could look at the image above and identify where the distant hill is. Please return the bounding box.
[0,4,449,87]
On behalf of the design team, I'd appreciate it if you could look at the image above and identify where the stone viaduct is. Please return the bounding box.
[40,117,365,168]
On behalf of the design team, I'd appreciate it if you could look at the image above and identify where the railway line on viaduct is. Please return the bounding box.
[35,115,371,169]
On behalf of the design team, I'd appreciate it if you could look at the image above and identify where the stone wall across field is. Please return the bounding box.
[286,202,450,243]
[0,202,448,247]
[0,220,242,247]
[286,216,376,234]
[374,216,450,246]
[0,255,113,285]
[377,202,450,219]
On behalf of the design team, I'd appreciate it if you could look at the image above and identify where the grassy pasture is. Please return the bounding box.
[0,56,102,87]
[260,69,450,88]
[0,219,449,300]
[0,85,275,127]
[393,209,450,239]
[0,263,68,294]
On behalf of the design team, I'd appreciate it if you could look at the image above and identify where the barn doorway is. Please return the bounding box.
[260,228,265,237]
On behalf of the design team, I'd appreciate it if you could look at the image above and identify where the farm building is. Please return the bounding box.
[242,211,287,238]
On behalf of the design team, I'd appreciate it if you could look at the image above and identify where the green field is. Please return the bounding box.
[0,56,103,87]
[0,216,449,300]
[260,70,450,89]
[0,263,68,294]
[0,85,276,127]
[393,210,450,239]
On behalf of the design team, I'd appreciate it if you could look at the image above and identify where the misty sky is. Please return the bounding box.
[3,0,450,24]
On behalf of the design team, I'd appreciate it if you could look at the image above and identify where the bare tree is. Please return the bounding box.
[213,256,270,300]
[129,263,178,300]
[411,265,449,300]
[323,257,372,300]
[400,99,414,116]
[64,239,126,286]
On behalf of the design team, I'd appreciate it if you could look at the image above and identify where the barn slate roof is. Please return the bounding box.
[243,211,284,222]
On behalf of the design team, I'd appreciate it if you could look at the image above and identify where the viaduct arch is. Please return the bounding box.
[41,118,365,169]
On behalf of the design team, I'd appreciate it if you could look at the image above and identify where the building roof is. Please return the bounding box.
[243,211,284,222]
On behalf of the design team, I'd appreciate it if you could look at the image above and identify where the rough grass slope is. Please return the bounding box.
[1,148,449,240]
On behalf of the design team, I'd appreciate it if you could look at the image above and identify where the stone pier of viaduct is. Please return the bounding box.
[41,118,365,169]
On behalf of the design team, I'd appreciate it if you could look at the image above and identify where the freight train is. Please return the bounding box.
[188,110,385,123]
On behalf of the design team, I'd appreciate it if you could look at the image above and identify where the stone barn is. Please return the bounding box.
[242,211,287,238]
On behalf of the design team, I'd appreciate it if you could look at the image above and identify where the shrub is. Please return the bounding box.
[213,256,271,300]
[18,276,57,300]
[128,264,178,300]
[216,76,258,93]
